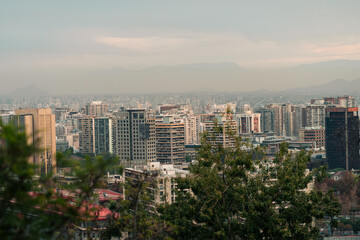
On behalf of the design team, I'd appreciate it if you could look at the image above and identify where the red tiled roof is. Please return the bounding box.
[94,189,122,202]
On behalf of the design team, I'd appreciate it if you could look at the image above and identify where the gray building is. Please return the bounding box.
[78,117,112,155]
[257,107,275,133]
[112,109,156,167]
[306,105,326,128]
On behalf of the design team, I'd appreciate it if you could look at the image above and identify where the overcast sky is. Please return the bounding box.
[1,1,360,93]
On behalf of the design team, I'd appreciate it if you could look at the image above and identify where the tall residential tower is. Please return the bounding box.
[112,109,156,167]
[13,108,56,175]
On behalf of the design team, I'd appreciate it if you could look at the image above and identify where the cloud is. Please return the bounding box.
[311,42,360,56]
[95,36,190,52]
[93,33,282,66]
[3,32,360,72]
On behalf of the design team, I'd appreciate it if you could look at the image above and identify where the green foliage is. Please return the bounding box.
[185,155,192,162]
[0,122,117,240]
[352,219,360,234]
[0,119,341,239]
[102,171,172,240]
[161,133,340,239]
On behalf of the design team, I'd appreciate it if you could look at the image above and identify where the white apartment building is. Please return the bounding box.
[184,115,201,145]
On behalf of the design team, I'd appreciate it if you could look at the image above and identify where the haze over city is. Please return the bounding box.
[2,1,360,94]
[3,1,360,239]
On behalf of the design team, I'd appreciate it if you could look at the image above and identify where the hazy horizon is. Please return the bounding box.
[2,1,360,94]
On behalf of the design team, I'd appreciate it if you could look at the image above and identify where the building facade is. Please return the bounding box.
[235,112,261,135]
[13,108,56,175]
[325,107,360,170]
[204,114,238,148]
[112,109,156,167]
[257,107,275,133]
[184,115,201,145]
[305,105,326,128]
[124,162,189,205]
[299,127,325,148]
[78,117,112,155]
[156,116,185,164]
[85,101,109,116]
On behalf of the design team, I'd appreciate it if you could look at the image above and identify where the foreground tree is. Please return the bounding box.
[0,122,117,240]
[161,129,340,239]
[102,171,173,240]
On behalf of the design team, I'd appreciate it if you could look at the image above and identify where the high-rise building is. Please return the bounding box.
[257,108,275,133]
[56,123,67,140]
[54,107,68,122]
[281,103,295,137]
[0,111,14,125]
[78,117,112,155]
[236,104,253,114]
[85,101,109,116]
[305,105,326,128]
[156,116,185,164]
[204,114,238,148]
[291,106,306,137]
[79,118,95,154]
[314,96,356,107]
[258,104,301,137]
[338,96,356,107]
[13,108,56,175]
[261,104,283,135]
[325,107,360,170]
[235,112,261,134]
[294,106,307,136]
[184,115,201,145]
[112,109,156,167]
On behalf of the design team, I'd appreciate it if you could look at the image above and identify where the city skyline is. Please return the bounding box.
[1,2,358,238]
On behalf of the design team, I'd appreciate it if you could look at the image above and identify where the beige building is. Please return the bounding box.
[305,105,326,128]
[184,115,201,145]
[125,162,189,205]
[85,101,109,116]
[299,127,325,148]
[78,117,112,155]
[156,116,185,164]
[14,108,56,175]
[204,114,238,148]
[78,118,95,154]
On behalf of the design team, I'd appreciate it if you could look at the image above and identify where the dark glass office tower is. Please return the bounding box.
[325,107,360,170]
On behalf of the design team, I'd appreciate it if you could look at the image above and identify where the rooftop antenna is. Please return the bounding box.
[345,98,349,171]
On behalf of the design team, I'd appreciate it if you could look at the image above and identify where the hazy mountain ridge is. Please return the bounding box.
[4,60,360,95]
[6,85,49,97]
[285,78,360,95]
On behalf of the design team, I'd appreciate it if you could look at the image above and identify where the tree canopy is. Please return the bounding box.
[0,119,340,240]
[160,132,340,240]
[0,122,117,240]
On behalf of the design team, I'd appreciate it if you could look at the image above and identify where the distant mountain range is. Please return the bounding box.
[6,85,49,97]
[285,78,360,95]
[3,60,360,96]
